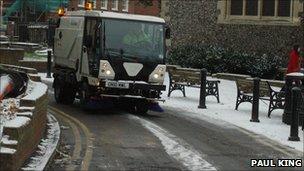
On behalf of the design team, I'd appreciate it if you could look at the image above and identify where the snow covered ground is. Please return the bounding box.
[160,73,303,152]
[37,72,303,152]
[38,73,54,84]
[0,98,20,141]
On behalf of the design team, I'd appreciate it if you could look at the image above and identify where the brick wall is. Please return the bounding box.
[130,0,160,16]
[19,61,47,72]
[0,48,24,64]
[169,0,303,61]
[67,0,160,16]
[68,0,79,11]
[0,67,48,171]
[0,48,47,72]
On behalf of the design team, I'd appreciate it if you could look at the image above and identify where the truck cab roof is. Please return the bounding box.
[65,10,166,24]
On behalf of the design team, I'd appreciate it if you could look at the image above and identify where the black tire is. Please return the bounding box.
[130,99,149,114]
[64,87,76,105]
[79,81,91,108]
[54,81,65,104]
[54,78,76,105]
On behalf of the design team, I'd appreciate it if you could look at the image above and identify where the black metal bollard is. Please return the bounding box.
[198,69,207,109]
[250,78,260,122]
[283,74,304,125]
[46,50,52,78]
[288,87,301,141]
[283,77,293,124]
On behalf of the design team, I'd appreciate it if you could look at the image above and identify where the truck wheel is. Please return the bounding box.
[54,83,65,104]
[131,100,149,114]
[64,87,76,105]
[54,78,75,105]
[79,82,91,107]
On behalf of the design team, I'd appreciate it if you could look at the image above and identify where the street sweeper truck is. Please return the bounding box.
[52,9,170,113]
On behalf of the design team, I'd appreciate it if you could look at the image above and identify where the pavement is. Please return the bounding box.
[42,81,303,171]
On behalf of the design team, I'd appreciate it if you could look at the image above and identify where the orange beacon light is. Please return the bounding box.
[58,7,65,16]
[85,1,93,10]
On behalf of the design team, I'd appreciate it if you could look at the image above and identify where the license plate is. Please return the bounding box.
[105,81,129,89]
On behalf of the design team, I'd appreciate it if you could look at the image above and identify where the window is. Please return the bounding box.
[122,0,129,12]
[92,0,97,8]
[78,0,85,7]
[262,0,275,16]
[218,0,302,25]
[229,0,291,17]
[93,0,96,8]
[101,0,108,10]
[84,18,101,76]
[278,0,291,17]
[103,19,165,63]
[246,0,258,16]
[230,0,243,15]
[111,0,118,11]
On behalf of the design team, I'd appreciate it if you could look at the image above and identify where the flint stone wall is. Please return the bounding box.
[169,0,303,61]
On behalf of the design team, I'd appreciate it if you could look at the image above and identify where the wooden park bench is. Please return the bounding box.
[235,79,285,117]
[167,66,220,103]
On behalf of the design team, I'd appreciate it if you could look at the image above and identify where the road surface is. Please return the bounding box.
[44,83,302,171]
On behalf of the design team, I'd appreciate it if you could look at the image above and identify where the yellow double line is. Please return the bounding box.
[48,106,93,171]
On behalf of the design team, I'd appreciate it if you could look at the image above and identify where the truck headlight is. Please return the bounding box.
[99,60,115,79]
[149,65,166,84]
[106,70,111,75]
[153,73,159,79]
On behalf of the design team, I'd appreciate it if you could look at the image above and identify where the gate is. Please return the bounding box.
[15,21,57,46]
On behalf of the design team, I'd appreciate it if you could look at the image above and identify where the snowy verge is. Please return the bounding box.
[22,113,61,171]
[37,73,54,84]
[22,81,48,102]
[161,73,304,152]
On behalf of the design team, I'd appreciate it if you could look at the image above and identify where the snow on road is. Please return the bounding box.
[161,73,303,152]
[129,115,217,171]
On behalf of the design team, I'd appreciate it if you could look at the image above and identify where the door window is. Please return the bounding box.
[84,18,101,76]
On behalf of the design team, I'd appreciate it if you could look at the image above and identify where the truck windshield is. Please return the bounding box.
[103,19,164,63]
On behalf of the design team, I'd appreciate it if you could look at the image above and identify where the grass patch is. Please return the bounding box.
[24,52,47,61]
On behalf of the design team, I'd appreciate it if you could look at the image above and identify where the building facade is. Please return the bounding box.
[169,0,304,59]
[1,0,161,23]
[68,0,160,16]
[2,0,14,11]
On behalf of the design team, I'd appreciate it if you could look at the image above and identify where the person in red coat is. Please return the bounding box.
[287,45,301,74]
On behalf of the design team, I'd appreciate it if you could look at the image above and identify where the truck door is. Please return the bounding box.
[83,18,101,77]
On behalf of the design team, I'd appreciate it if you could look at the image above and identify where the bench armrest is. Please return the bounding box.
[266,81,285,99]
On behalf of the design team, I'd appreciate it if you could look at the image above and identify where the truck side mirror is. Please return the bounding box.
[165,26,171,39]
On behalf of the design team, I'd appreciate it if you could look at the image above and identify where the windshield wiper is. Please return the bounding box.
[122,56,138,62]
[103,48,137,62]
[120,51,140,62]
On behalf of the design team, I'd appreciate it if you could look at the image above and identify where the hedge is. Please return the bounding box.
[167,44,282,79]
